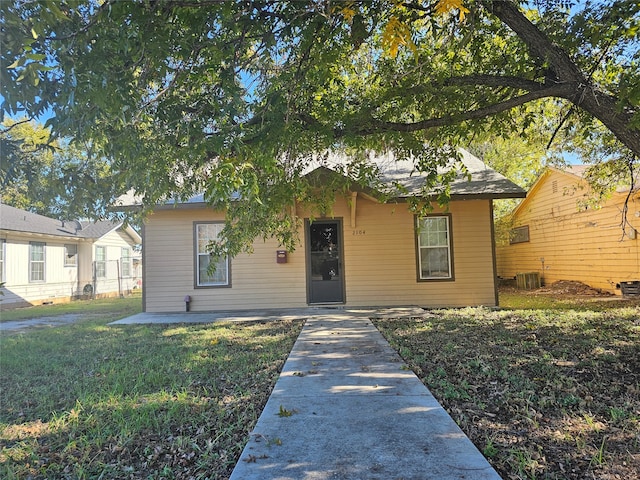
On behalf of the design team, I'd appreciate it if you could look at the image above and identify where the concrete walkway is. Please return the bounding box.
[228,310,501,480]
[110,308,500,479]
[0,313,84,332]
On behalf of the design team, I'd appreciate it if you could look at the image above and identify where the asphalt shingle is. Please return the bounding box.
[0,203,123,239]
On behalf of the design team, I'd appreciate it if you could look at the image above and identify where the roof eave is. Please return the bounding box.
[393,191,527,202]
[0,228,92,242]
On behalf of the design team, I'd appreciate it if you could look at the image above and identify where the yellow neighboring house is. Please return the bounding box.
[136,149,525,313]
[496,166,640,294]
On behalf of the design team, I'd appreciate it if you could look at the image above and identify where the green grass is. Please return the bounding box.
[373,297,640,480]
[0,293,142,323]
[499,290,640,311]
[4,291,639,479]
[0,299,303,479]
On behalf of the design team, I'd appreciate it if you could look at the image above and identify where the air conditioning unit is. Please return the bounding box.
[516,272,541,290]
[620,281,640,297]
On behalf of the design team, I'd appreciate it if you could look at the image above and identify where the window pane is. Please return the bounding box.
[29,243,46,282]
[0,239,4,283]
[65,244,77,266]
[197,225,210,251]
[420,248,450,277]
[121,248,131,276]
[417,216,452,280]
[196,223,228,286]
[198,254,227,284]
[197,224,223,253]
[510,225,530,244]
[30,244,44,261]
[31,262,45,282]
[96,246,106,278]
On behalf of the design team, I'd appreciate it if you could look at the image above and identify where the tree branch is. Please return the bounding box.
[397,74,547,101]
[0,119,32,134]
[335,83,575,137]
[486,0,640,157]
[441,74,545,91]
[487,1,585,82]
[44,0,115,42]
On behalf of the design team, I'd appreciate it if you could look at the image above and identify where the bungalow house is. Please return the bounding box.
[139,149,525,313]
[0,203,142,308]
[496,166,640,294]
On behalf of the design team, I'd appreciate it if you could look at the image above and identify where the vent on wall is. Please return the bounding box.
[552,180,558,193]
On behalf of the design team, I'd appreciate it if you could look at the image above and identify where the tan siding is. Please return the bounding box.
[497,170,640,293]
[144,209,306,312]
[145,196,498,312]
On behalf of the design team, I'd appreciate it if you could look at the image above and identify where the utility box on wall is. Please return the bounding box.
[276,250,288,264]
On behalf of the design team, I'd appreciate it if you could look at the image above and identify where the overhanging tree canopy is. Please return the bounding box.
[1,0,638,254]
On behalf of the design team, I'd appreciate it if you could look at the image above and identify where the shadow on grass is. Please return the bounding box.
[0,317,304,479]
[373,306,640,480]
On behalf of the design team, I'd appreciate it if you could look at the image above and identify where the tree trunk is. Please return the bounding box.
[489,0,640,157]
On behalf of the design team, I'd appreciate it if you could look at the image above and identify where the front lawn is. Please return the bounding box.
[373,295,640,480]
[2,292,638,479]
[0,302,303,479]
[0,294,143,323]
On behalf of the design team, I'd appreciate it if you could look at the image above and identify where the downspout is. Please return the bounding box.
[142,223,147,312]
[490,200,499,307]
[92,261,97,299]
[117,259,122,298]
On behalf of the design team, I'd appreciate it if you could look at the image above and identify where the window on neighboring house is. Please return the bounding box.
[121,247,131,277]
[95,246,106,278]
[416,215,454,281]
[29,242,46,282]
[195,223,229,287]
[64,244,78,267]
[509,225,530,244]
[0,239,5,282]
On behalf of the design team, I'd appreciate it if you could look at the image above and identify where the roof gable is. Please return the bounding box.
[511,166,590,219]
[378,148,525,199]
[304,148,525,200]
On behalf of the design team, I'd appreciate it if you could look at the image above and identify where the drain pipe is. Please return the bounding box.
[184,295,191,312]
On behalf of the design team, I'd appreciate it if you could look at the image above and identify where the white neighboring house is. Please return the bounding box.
[0,203,142,308]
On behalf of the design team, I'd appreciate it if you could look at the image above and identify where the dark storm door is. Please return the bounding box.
[306,220,345,304]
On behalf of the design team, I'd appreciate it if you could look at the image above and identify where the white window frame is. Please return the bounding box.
[195,222,230,287]
[64,244,78,267]
[29,242,46,283]
[95,245,107,279]
[121,247,131,277]
[416,215,454,281]
[0,239,5,283]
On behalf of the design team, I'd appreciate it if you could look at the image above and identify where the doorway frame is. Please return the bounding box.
[304,218,346,305]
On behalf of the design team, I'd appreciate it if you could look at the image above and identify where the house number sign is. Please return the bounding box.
[352,230,366,236]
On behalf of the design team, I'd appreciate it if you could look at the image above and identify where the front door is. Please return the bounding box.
[306,220,345,304]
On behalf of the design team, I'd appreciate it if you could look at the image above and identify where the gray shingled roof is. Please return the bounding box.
[370,148,526,199]
[0,203,134,240]
[121,148,525,208]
